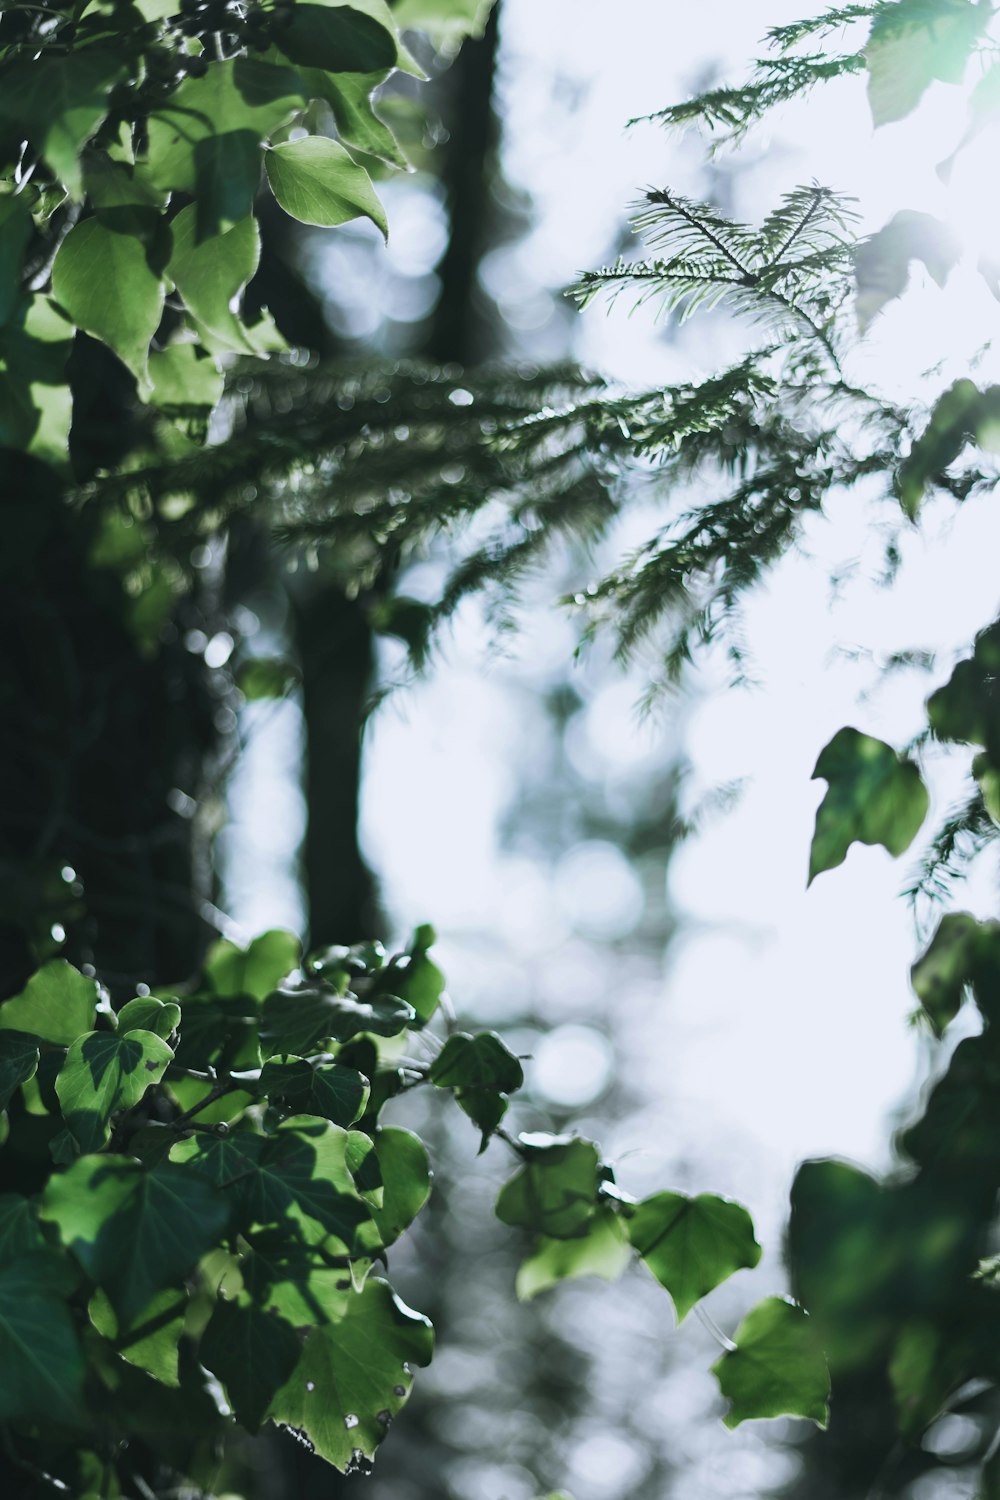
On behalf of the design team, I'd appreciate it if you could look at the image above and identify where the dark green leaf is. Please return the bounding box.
[0,195,33,328]
[273,5,398,73]
[267,1277,433,1470]
[0,50,126,195]
[808,726,928,882]
[200,1296,302,1431]
[430,1030,523,1092]
[390,924,445,1024]
[516,1204,631,1300]
[0,1030,38,1110]
[260,984,414,1056]
[626,1191,761,1320]
[0,1194,45,1264]
[0,959,98,1045]
[40,1155,231,1324]
[265,136,387,237]
[0,1251,84,1426]
[711,1296,830,1428]
[897,379,984,518]
[911,911,985,1034]
[495,1136,601,1240]
[259,1057,371,1125]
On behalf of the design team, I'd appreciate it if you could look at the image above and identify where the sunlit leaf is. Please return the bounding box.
[626,1191,761,1320]
[0,960,98,1046]
[90,1286,185,1389]
[711,1296,830,1428]
[516,1204,631,1300]
[56,1029,173,1151]
[265,137,388,237]
[496,1136,601,1240]
[205,929,302,1004]
[52,219,164,390]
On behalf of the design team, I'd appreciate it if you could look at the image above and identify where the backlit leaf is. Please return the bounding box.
[711,1296,830,1428]
[52,219,164,389]
[56,1029,173,1151]
[496,1136,601,1240]
[516,1204,631,1300]
[265,136,388,237]
[0,960,98,1045]
[626,1191,761,1320]
[808,726,928,882]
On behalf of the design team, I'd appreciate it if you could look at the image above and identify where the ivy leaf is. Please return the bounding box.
[200,1296,302,1432]
[56,1029,173,1151]
[0,50,126,196]
[712,1296,830,1428]
[267,1278,433,1471]
[430,1030,524,1092]
[116,996,182,1039]
[808,727,928,882]
[911,912,986,1035]
[259,1057,371,1126]
[0,1194,45,1263]
[896,379,984,519]
[0,1030,39,1110]
[367,1127,431,1248]
[205,929,302,1004]
[90,1286,185,1389]
[0,1251,85,1426]
[516,1204,631,1301]
[52,218,164,390]
[495,1136,601,1240]
[391,924,445,1025]
[240,1230,355,1328]
[926,621,1000,748]
[865,0,986,127]
[237,656,300,701]
[40,1156,231,1325]
[265,137,388,238]
[175,1119,374,1255]
[625,1191,762,1321]
[147,343,224,442]
[260,984,414,1056]
[0,959,98,1045]
[166,207,261,354]
[855,211,960,330]
[273,5,398,73]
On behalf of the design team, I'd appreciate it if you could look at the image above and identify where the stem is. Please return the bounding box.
[170,1078,240,1129]
[695,1303,737,1352]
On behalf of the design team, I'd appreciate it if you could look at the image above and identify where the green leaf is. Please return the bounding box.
[259,1057,371,1126]
[896,379,984,519]
[0,50,126,196]
[90,1287,185,1389]
[0,195,33,328]
[926,620,1000,746]
[981,1446,1000,1500]
[0,1251,85,1426]
[205,929,302,1004]
[865,0,986,127]
[625,1191,761,1320]
[273,4,398,73]
[116,996,182,1039]
[430,1030,524,1092]
[147,343,224,440]
[0,959,98,1045]
[237,656,300,700]
[855,211,960,330]
[808,726,928,882]
[40,1156,231,1325]
[911,911,985,1034]
[711,1296,830,1428]
[240,1230,355,1328]
[52,218,164,390]
[260,984,414,1056]
[367,1126,431,1248]
[0,1195,45,1264]
[56,1029,173,1151]
[0,1030,39,1110]
[83,152,168,241]
[306,69,409,167]
[516,1204,631,1301]
[267,1277,433,1471]
[0,294,75,465]
[265,136,388,237]
[175,1118,375,1255]
[166,207,261,354]
[392,0,495,45]
[200,1296,302,1431]
[144,58,304,224]
[391,924,445,1024]
[496,1136,601,1240]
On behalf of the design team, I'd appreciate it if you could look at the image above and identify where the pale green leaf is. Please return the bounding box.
[0,960,98,1046]
[626,1191,761,1320]
[56,1029,173,1151]
[516,1204,631,1301]
[712,1296,830,1428]
[167,207,261,353]
[265,136,388,237]
[52,219,164,389]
